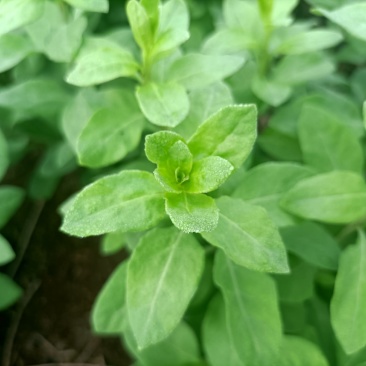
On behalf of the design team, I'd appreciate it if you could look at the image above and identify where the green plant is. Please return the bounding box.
[1,0,366,365]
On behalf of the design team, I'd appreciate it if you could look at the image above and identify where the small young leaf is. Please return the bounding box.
[167,54,245,90]
[0,274,22,310]
[299,104,363,173]
[331,231,366,354]
[214,251,282,364]
[281,223,340,270]
[0,34,33,73]
[202,197,289,273]
[319,3,366,42]
[183,157,234,194]
[91,262,127,334]
[281,171,366,224]
[188,105,257,169]
[0,0,44,37]
[66,38,139,86]
[101,232,126,256]
[61,171,166,237]
[64,0,109,13]
[165,192,218,233]
[233,162,314,227]
[136,82,189,127]
[0,235,15,266]
[127,227,204,348]
[0,186,24,229]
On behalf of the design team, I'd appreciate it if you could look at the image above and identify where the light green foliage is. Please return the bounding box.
[188,105,257,169]
[0,0,44,36]
[233,162,314,226]
[0,235,15,265]
[63,0,109,12]
[214,251,283,365]
[0,34,33,73]
[281,223,340,270]
[0,187,24,229]
[331,231,366,354]
[61,171,166,237]
[299,104,363,173]
[319,3,366,42]
[66,38,139,86]
[281,171,366,224]
[136,82,189,127]
[127,227,204,348]
[91,262,127,334]
[202,197,289,273]
[165,193,218,233]
[0,273,22,310]
[101,232,126,256]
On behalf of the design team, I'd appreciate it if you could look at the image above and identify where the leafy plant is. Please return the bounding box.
[1,0,366,365]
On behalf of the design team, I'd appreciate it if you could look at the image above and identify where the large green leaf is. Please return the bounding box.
[188,105,257,169]
[167,54,245,90]
[66,38,139,86]
[281,171,366,224]
[202,295,241,366]
[0,235,15,266]
[0,273,22,310]
[136,82,189,127]
[319,3,366,42]
[331,231,366,354]
[61,171,166,237]
[63,0,109,12]
[214,251,282,364]
[91,262,127,334]
[0,0,44,36]
[0,186,24,229]
[299,104,363,173]
[165,192,218,233]
[203,197,289,273]
[233,162,314,226]
[281,223,340,270]
[127,227,204,348]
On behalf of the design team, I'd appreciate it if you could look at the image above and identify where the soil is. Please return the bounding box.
[0,160,132,366]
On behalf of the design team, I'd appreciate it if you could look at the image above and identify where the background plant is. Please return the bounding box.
[1,0,366,365]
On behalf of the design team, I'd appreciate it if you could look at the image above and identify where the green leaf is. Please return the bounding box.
[64,0,109,12]
[233,162,314,227]
[0,129,9,180]
[277,336,329,366]
[281,223,340,270]
[258,0,273,23]
[0,274,22,310]
[167,54,245,90]
[272,53,334,85]
[101,232,126,256]
[319,3,366,42]
[66,38,139,86]
[0,0,44,36]
[26,2,87,63]
[275,29,342,55]
[136,82,189,127]
[127,226,204,348]
[77,97,144,168]
[124,321,202,366]
[202,197,289,273]
[0,186,24,229]
[299,104,364,173]
[331,231,366,354]
[182,157,233,194]
[281,171,366,224]
[91,262,127,334]
[61,171,166,237]
[188,105,257,169]
[0,34,33,73]
[153,0,189,55]
[165,192,218,233]
[214,251,282,364]
[202,295,242,366]
[0,235,15,266]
